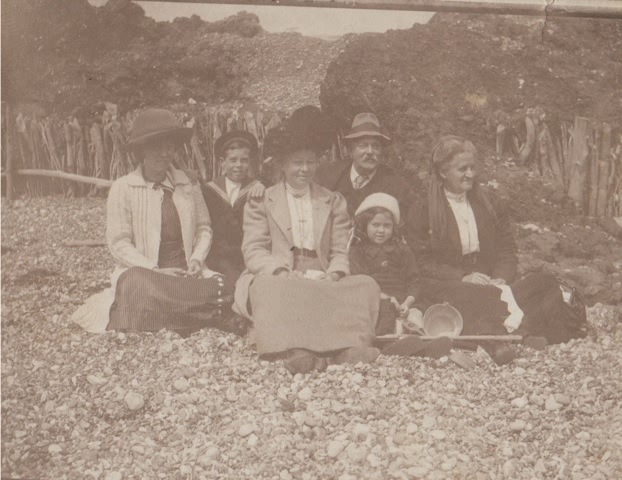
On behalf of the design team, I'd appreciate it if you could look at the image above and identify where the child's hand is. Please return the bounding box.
[398,296,416,317]
[248,182,266,199]
[389,297,400,311]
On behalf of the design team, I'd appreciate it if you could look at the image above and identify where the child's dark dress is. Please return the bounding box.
[349,240,422,335]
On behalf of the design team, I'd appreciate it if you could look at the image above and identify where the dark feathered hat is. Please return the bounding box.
[263,106,335,160]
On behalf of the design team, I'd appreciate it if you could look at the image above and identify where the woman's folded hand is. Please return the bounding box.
[186,259,202,277]
[154,267,186,276]
[320,272,341,282]
[462,272,492,285]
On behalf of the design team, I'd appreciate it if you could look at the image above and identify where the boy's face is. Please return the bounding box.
[222,147,251,183]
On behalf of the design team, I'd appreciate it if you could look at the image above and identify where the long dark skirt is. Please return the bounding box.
[108,267,233,337]
[421,273,587,344]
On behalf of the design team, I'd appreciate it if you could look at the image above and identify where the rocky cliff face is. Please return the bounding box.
[2,0,346,115]
[320,14,622,174]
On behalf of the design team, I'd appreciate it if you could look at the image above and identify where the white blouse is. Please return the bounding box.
[285,183,315,250]
[444,189,480,255]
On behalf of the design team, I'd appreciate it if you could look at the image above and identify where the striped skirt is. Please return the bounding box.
[107,267,233,337]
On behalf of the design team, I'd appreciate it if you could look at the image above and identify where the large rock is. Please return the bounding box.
[320,14,621,174]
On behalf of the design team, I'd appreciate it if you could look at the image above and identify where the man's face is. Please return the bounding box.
[349,136,384,176]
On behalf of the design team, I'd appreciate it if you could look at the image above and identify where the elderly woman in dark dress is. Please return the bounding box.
[72,108,234,336]
[406,135,587,347]
[234,107,381,374]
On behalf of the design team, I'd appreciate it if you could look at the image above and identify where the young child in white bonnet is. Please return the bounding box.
[349,193,424,335]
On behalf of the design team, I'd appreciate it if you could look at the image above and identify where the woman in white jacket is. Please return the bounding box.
[73,108,237,336]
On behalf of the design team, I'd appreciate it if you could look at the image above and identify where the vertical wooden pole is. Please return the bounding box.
[567,116,591,213]
[595,124,611,217]
[588,124,600,217]
[5,105,15,203]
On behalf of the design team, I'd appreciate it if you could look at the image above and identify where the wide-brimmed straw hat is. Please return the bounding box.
[215,130,258,159]
[354,192,401,224]
[126,108,193,150]
[343,112,391,143]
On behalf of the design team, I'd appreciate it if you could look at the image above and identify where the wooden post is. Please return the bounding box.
[596,124,612,217]
[90,122,108,180]
[567,116,591,213]
[517,115,536,165]
[496,124,506,155]
[64,121,77,197]
[562,122,571,188]
[190,131,207,182]
[5,105,15,203]
[588,125,601,217]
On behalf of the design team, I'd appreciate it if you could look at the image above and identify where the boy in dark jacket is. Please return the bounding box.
[202,130,264,283]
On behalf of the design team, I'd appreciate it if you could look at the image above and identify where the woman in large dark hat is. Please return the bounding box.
[234,106,382,374]
[406,135,588,349]
[72,108,238,336]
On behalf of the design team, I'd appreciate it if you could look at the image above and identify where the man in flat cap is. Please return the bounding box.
[315,112,414,219]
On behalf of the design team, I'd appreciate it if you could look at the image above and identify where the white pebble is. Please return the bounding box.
[545,395,562,411]
[297,387,313,401]
[124,391,144,411]
[430,430,446,440]
[441,458,457,471]
[173,378,189,392]
[576,431,590,441]
[511,397,528,408]
[352,423,370,442]
[48,444,62,454]
[367,453,382,467]
[327,440,345,458]
[105,472,122,480]
[351,373,364,384]
[406,423,418,434]
[86,375,107,386]
[346,443,367,464]
[422,415,436,429]
[239,424,255,437]
[247,433,258,447]
[510,420,526,431]
[554,393,571,405]
[407,466,429,478]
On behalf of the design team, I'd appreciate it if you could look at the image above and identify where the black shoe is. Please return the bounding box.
[218,313,250,337]
[482,342,516,365]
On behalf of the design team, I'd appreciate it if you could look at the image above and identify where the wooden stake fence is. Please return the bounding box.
[1,104,283,200]
[497,112,622,219]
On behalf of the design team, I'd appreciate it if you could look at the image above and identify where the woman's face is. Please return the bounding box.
[440,152,477,194]
[366,211,394,245]
[281,149,318,189]
[142,138,176,181]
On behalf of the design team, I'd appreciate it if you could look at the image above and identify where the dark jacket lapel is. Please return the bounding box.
[444,199,464,255]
